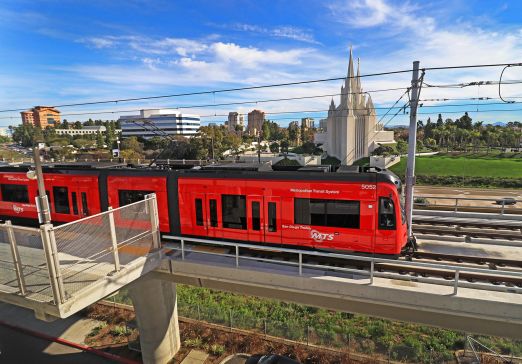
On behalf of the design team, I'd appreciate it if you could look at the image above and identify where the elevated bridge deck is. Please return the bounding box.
[158,235,522,339]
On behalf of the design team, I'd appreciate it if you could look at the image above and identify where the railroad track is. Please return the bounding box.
[165,242,522,291]
[410,251,522,270]
[412,224,522,240]
[413,215,522,231]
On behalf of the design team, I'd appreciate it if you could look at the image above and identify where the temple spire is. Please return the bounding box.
[356,57,361,90]
[346,46,354,84]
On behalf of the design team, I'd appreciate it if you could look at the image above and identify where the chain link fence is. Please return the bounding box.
[0,222,52,302]
[0,194,160,310]
[178,303,463,363]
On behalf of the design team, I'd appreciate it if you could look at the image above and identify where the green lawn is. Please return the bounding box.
[390,155,522,179]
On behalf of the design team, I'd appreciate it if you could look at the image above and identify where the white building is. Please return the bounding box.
[316,49,394,165]
[0,127,10,137]
[119,109,200,139]
[55,125,121,136]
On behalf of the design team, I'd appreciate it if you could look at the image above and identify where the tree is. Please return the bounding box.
[396,140,408,154]
[121,136,143,153]
[12,123,36,147]
[436,114,443,127]
[96,132,105,149]
[74,121,83,129]
[61,120,70,130]
[262,121,271,140]
[269,142,280,153]
[280,140,290,156]
[302,141,316,154]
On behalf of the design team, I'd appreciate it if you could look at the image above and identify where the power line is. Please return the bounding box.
[423,79,522,89]
[0,69,414,114]
[1,61,520,114]
[0,86,408,119]
[423,62,522,71]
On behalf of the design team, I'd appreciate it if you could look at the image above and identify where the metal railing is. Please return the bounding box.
[414,195,522,215]
[165,235,522,295]
[0,194,161,307]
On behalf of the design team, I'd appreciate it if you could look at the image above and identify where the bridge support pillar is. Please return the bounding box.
[129,274,180,364]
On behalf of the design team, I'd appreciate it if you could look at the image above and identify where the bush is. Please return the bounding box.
[209,343,225,355]
[185,337,203,348]
[87,323,107,337]
[110,325,131,336]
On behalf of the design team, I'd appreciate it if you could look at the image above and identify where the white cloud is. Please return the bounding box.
[211,42,309,68]
[81,37,115,49]
[227,23,320,44]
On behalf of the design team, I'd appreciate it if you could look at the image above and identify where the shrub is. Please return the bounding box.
[209,344,225,356]
[87,323,107,337]
[184,337,203,348]
[110,325,131,336]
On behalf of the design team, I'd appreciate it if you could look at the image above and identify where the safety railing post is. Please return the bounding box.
[235,245,239,268]
[454,198,459,212]
[147,194,160,249]
[370,260,375,285]
[453,269,460,295]
[40,224,66,304]
[298,253,303,276]
[5,221,27,296]
[108,207,121,272]
[501,200,505,215]
[181,239,185,260]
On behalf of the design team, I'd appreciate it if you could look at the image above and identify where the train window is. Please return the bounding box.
[0,184,29,203]
[209,199,218,227]
[379,197,396,230]
[118,190,154,206]
[251,201,260,231]
[294,198,360,229]
[81,192,89,216]
[325,200,360,229]
[195,198,204,226]
[71,192,79,215]
[53,187,70,214]
[221,194,246,230]
[268,202,277,232]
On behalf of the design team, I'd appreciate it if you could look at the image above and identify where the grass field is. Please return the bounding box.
[389,155,522,179]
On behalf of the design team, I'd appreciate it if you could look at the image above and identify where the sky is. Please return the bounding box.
[1,0,522,127]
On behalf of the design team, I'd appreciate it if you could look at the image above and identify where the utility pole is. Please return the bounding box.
[257,132,261,164]
[33,146,51,224]
[405,61,421,238]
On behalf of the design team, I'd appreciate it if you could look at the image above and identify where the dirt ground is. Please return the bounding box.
[82,304,392,364]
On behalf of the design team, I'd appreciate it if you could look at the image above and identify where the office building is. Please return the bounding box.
[20,106,61,128]
[118,109,200,139]
[247,109,265,135]
[226,112,244,132]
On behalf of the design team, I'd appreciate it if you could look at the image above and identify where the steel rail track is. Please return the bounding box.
[412,224,522,240]
[413,216,522,231]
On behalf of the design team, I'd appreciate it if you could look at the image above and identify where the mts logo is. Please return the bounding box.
[13,205,24,214]
[310,230,334,242]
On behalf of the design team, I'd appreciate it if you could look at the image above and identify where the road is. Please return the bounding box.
[0,325,114,364]
[415,186,522,199]
[415,185,521,210]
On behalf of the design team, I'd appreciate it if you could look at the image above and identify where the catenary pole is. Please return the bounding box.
[33,146,51,224]
[405,61,420,238]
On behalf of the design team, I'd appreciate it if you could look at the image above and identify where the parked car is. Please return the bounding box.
[495,197,517,206]
[246,354,300,364]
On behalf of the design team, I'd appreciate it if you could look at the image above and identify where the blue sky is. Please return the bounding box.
[1,0,522,127]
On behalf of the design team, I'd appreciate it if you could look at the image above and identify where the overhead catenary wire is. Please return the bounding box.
[1,61,521,114]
